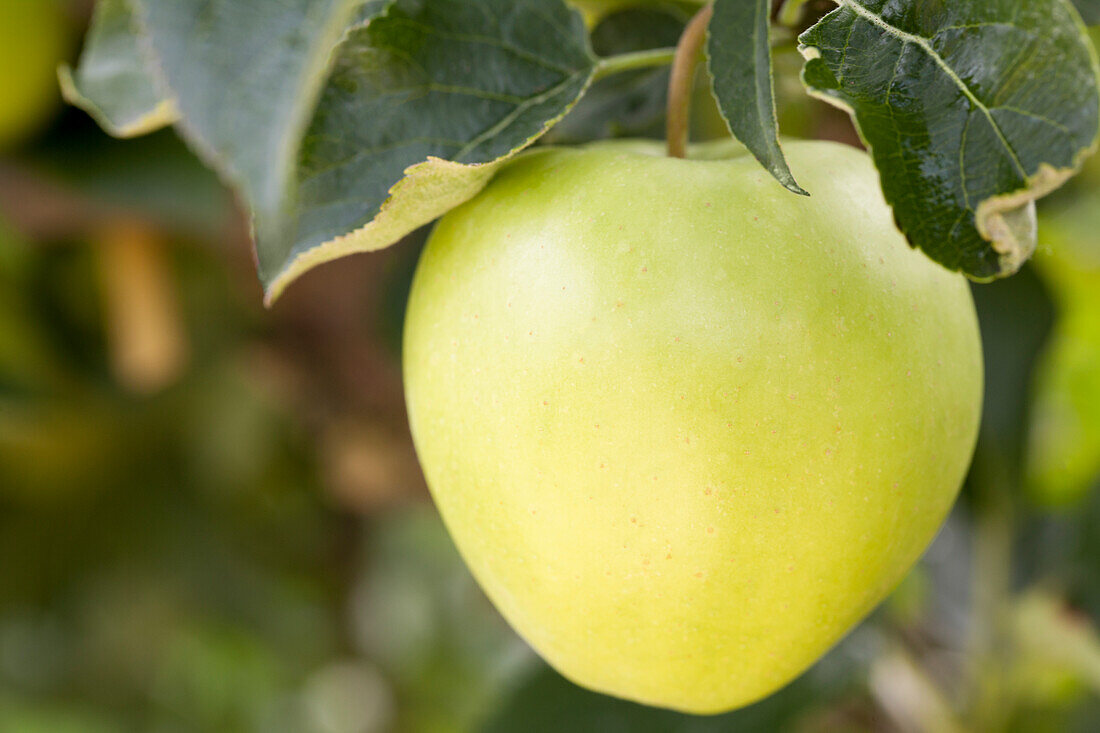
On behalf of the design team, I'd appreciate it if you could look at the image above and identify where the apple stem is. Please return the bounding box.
[667,3,713,159]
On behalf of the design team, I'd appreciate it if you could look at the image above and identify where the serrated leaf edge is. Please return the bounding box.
[264,68,597,305]
[264,156,501,305]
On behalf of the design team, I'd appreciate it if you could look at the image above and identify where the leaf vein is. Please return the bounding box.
[837,0,1029,180]
[382,17,580,76]
[991,105,1073,136]
[455,70,590,160]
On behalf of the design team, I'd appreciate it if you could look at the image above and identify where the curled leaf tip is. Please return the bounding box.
[976,163,1079,277]
[977,200,1037,278]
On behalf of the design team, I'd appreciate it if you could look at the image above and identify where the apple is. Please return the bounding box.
[0,0,69,149]
[403,139,982,713]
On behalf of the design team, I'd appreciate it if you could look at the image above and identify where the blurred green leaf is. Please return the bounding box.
[1022,484,1100,641]
[26,127,234,236]
[1028,155,1100,506]
[353,508,529,733]
[0,222,69,397]
[1013,592,1100,696]
[150,624,287,730]
[1063,486,1100,622]
[0,699,120,733]
[968,266,1056,499]
[1073,0,1100,26]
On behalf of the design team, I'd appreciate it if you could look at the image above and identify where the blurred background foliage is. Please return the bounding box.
[0,1,1098,731]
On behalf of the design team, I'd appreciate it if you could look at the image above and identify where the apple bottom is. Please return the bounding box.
[419,367,968,713]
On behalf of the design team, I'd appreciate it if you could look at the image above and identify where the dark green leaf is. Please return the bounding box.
[708,0,807,195]
[26,127,234,236]
[133,0,596,303]
[58,0,176,137]
[1062,485,1100,623]
[799,0,1100,280]
[1021,480,1100,629]
[0,700,119,733]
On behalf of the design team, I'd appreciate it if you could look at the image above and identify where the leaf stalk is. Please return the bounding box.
[592,48,678,82]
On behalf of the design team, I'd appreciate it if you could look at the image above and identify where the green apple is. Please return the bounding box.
[403,139,982,713]
[0,0,69,149]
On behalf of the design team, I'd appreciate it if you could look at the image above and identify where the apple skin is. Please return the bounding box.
[403,139,982,713]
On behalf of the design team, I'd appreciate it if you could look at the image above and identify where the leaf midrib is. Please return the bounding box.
[837,0,1029,180]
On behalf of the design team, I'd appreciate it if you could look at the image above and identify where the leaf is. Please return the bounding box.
[355,509,526,732]
[58,0,176,138]
[1027,156,1100,507]
[132,0,371,282]
[1013,591,1100,695]
[1021,479,1100,629]
[708,0,807,195]
[799,0,1100,280]
[0,700,119,733]
[27,127,234,237]
[777,0,812,27]
[133,0,597,304]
